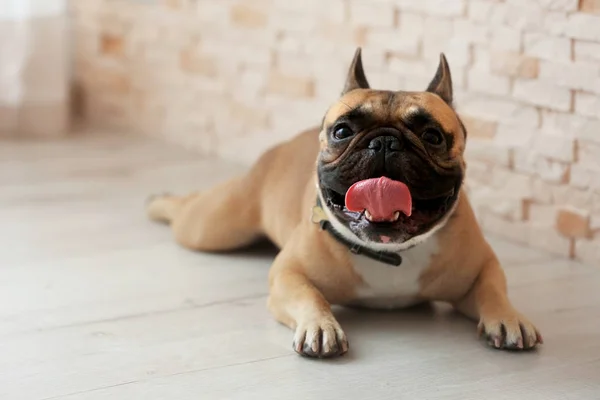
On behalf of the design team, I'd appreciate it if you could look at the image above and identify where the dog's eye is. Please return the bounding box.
[421,129,443,146]
[333,124,354,140]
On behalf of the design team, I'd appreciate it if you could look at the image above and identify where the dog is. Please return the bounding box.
[147,48,543,358]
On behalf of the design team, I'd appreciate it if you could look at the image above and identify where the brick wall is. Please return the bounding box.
[0,0,70,137]
[73,0,600,263]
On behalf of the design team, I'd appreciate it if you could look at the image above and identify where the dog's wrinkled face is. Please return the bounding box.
[317,49,466,247]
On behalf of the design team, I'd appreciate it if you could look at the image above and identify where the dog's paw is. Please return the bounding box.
[292,317,348,358]
[478,310,543,350]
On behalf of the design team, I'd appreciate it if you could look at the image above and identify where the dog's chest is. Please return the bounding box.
[349,237,439,309]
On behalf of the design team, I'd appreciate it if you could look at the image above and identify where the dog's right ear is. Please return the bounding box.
[342,48,370,95]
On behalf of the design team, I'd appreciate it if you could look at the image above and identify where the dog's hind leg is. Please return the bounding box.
[147,177,262,252]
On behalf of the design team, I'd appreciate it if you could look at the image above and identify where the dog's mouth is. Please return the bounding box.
[320,176,457,243]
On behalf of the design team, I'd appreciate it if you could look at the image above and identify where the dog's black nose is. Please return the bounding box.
[368,136,401,152]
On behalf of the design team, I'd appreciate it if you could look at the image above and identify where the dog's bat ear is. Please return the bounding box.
[426,53,453,105]
[342,48,370,95]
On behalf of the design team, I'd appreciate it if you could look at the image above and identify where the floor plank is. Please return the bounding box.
[0,133,598,400]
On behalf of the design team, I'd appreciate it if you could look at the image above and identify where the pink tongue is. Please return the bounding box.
[345,177,412,221]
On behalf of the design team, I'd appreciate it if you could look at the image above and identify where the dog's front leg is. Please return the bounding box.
[454,257,543,350]
[268,253,349,358]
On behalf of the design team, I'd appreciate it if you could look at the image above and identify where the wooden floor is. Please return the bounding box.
[1,133,599,400]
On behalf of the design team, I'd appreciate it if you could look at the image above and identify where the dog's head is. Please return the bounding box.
[317,49,466,251]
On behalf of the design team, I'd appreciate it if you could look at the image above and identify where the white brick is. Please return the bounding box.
[387,57,438,89]
[488,2,509,26]
[535,0,578,11]
[570,164,593,189]
[565,13,600,41]
[465,138,512,167]
[578,141,600,172]
[539,61,600,91]
[423,15,453,41]
[467,70,510,96]
[576,236,600,265]
[513,149,570,183]
[532,132,575,162]
[423,36,470,68]
[495,125,536,148]
[490,168,533,198]
[524,33,571,61]
[471,45,490,71]
[513,79,572,111]
[532,178,554,203]
[366,30,420,56]
[490,26,522,52]
[348,2,395,27]
[471,187,524,221]
[575,92,600,119]
[453,20,489,45]
[468,0,493,23]
[542,111,600,144]
[504,2,543,31]
[458,95,540,127]
[397,0,466,17]
[543,11,569,36]
[528,204,558,226]
[398,12,425,36]
[552,185,595,210]
[574,40,600,63]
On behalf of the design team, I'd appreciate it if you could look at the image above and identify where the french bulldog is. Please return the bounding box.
[147,48,543,358]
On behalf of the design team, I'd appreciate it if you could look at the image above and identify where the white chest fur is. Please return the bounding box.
[349,235,440,309]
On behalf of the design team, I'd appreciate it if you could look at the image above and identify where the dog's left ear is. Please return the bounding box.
[342,48,370,95]
[426,54,453,105]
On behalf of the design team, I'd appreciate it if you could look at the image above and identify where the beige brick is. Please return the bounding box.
[467,70,510,96]
[557,207,591,238]
[458,95,540,127]
[513,79,572,111]
[491,51,539,78]
[490,26,522,52]
[100,33,125,57]
[574,40,600,63]
[461,115,497,139]
[580,0,600,14]
[575,92,600,118]
[471,45,490,71]
[523,33,571,61]
[267,72,315,98]
[565,13,600,40]
[230,3,268,29]
[349,1,395,27]
[539,60,600,91]
[179,49,217,77]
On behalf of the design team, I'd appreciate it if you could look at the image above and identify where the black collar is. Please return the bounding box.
[313,200,403,267]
